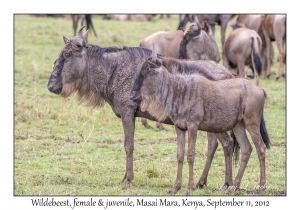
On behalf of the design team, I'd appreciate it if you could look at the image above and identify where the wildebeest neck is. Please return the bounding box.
[130,61,149,103]
[179,28,200,59]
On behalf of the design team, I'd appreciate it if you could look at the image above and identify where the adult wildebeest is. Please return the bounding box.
[223,27,262,86]
[140,15,220,130]
[141,16,220,61]
[262,14,286,80]
[130,52,270,196]
[178,14,236,46]
[47,26,238,194]
[232,14,274,77]
[71,14,97,37]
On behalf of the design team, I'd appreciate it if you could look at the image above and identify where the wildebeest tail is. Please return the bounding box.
[230,130,240,166]
[251,37,262,75]
[260,112,271,149]
[85,14,97,37]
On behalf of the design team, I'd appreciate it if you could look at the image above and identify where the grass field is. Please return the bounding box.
[14,14,286,196]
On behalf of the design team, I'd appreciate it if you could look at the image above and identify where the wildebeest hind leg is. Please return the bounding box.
[169,126,186,195]
[236,55,247,79]
[121,112,136,184]
[196,132,218,188]
[156,122,167,131]
[246,124,267,195]
[230,122,252,194]
[141,118,153,129]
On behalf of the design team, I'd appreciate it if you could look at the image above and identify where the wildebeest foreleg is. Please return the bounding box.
[169,126,186,195]
[196,132,218,188]
[230,122,253,194]
[186,124,198,196]
[121,112,136,184]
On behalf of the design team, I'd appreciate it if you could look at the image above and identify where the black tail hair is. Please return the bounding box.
[260,113,271,149]
[251,37,262,75]
[230,130,240,166]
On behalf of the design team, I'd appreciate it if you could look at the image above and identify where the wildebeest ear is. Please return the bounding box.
[63,36,69,44]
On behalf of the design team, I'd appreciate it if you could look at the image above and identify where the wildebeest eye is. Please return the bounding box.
[64,52,70,57]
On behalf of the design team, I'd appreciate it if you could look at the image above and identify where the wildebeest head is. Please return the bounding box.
[130,46,164,106]
[183,15,202,37]
[47,26,89,98]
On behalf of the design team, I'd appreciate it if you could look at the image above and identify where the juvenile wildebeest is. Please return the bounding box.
[223,27,262,86]
[130,54,270,196]
[262,14,286,80]
[47,26,237,192]
[140,15,220,130]
[178,14,236,46]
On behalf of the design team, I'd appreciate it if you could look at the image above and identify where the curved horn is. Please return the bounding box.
[151,43,157,62]
[83,29,89,44]
[193,15,202,29]
[77,25,86,37]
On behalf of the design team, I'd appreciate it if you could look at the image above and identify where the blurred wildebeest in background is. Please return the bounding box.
[232,14,274,78]
[140,15,220,131]
[262,14,286,80]
[48,26,238,192]
[71,14,97,37]
[130,51,270,195]
[103,14,154,21]
[178,14,236,46]
[223,27,262,86]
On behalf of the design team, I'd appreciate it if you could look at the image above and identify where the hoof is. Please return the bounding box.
[228,185,238,194]
[196,181,206,189]
[221,182,232,190]
[185,187,194,196]
[120,173,133,184]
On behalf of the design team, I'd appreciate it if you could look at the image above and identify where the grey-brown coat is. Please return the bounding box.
[130,56,270,195]
[262,14,286,80]
[47,26,234,191]
[223,27,262,86]
[140,16,220,130]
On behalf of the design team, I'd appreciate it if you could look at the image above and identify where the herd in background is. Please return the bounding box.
[69,14,286,86]
[47,14,286,196]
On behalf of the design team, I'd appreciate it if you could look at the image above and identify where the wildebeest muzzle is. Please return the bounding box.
[130,90,141,105]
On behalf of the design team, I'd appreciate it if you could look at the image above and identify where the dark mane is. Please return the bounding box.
[86,44,152,61]
[159,57,217,81]
[179,24,201,59]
